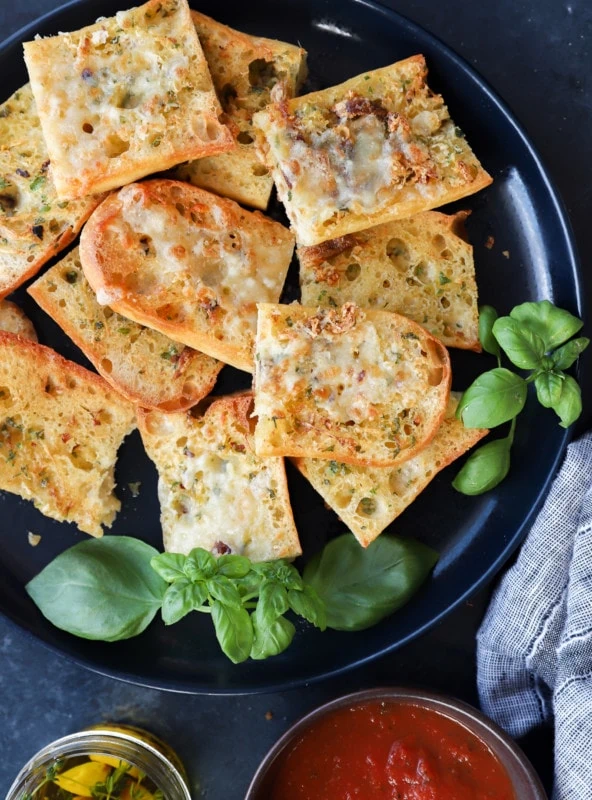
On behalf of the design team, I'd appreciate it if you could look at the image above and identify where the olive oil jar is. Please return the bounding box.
[7,725,191,800]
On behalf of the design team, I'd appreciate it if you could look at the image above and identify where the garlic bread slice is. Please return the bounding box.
[0,300,37,342]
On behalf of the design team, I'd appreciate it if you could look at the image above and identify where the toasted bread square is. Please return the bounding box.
[0,84,103,297]
[29,248,223,411]
[253,55,493,245]
[138,394,301,561]
[253,302,451,467]
[299,210,479,351]
[172,11,307,209]
[23,0,234,200]
[0,332,136,536]
[0,300,37,342]
[79,180,295,372]
[294,394,487,546]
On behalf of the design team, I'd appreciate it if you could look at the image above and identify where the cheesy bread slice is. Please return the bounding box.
[79,180,295,372]
[138,393,301,562]
[23,0,233,200]
[294,394,487,547]
[0,84,103,297]
[253,55,492,245]
[254,302,451,467]
[299,210,479,351]
[29,248,223,412]
[173,11,307,209]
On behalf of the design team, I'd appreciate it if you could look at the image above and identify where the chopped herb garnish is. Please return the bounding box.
[439,272,452,285]
[29,175,46,191]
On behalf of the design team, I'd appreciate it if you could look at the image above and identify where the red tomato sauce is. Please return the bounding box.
[270,701,515,800]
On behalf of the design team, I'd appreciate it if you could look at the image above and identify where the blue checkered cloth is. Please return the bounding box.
[477,432,592,800]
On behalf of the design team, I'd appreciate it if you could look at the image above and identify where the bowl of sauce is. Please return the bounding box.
[245,688,547,799]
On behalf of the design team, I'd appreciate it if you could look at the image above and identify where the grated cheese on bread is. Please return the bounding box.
[0,84,103,298]
[253,55,493,245]
[137,393,301,561]
[0,332,136,536]
[253,302,451,467]
[173,10,307,209]
[79,180,295,372]
[294,394,487,546]
[23,0,234,200]
[0,300,37,342]
[28,248,223,411]
[299,210,480,351]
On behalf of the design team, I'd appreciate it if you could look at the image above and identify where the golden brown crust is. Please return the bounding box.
[79,180,294,372]
[0,300,37,342]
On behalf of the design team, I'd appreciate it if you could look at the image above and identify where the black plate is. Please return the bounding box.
[0,0,582,694]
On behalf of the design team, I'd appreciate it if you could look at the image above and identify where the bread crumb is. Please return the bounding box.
[28,531,41,547]
[485,235,495,249]
[128,481,141,498]
[265,711,274,721]
[502,250,510,259]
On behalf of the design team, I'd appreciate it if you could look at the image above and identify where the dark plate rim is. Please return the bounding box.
[0,0,582,695]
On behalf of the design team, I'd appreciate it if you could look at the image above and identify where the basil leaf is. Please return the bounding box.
[206,575,242,609]
[287,586,327,631]
[217,554,251,579]
[161,579,195,625]
[255,582,289,628]
[184,548,217,581]
[303,534,438,632]
[234,570,265,598]
[551,337,590,370]
[457,368,527,428]
[250,615,295,660]
[492,317,545,370]
[150,552,187,583]
[552,375,582,428]
[535,371,564,408]
[510,300,583,351]
[211,601,253,664]
[479,305,501,359]
[452,438,511,496]
[26,537,166,642]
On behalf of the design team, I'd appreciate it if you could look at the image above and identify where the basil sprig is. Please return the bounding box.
[26,533,438,663]
[454,301,588,495]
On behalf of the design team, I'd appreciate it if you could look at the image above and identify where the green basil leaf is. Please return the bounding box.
[255,582,289,628]
[534,371,564,408]
[216,554,251,579]
[479,305,500,359]
[206,575,242,609]
[184,548,217,581]
[161,579,194,625]
[250,615,295,660]
[303,534,438,632]
[288,586,327,631]
[552,375,582,428]
[492,317,546,369]
[510,300,583,351]
[452,438,511,496]
[211,601,253,664]
[551,337,590,370]
[26,537,166,642]
[253,560,302,590]
[457,368,527,428]
[150,552,187,583]
[234,570,264,598]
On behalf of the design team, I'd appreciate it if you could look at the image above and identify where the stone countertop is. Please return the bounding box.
[0,0,590,797]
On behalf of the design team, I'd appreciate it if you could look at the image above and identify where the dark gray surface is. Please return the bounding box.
[1,0,590,797]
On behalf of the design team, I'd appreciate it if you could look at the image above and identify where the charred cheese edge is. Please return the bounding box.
[79,180,295,373]
[137,393,302,562]
[299,210,480,351]
[294,394,488,547]
[23,0,234,200]
[253,302,451,467]
[0,84,103,298]
[253,55,493,245]
[173,11,307,210]
[28,248,223,412]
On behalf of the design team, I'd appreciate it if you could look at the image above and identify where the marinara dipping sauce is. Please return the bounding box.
[269,700,515,800]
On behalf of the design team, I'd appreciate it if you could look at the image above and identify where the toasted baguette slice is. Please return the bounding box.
[299,210,479,351]
[0,301,37,342]
[172,11,307,209]
[28,248,223,411]
[0,332,135,535]
[254,302,451,467]
[253,55,493,245]
[137,393,301,561]
[79,180,295,372]
[294,394,487,546]
[0,84,104,297]
[23,0,233,200]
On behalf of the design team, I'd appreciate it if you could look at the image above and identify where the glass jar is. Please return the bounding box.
[6,725,191,800]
